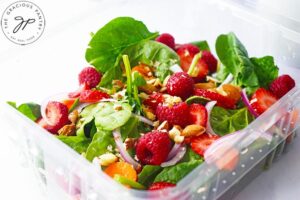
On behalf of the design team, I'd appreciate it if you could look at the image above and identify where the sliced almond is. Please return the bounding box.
[157,121,169,131]
[182,125,206,137]
[195,82,216,90]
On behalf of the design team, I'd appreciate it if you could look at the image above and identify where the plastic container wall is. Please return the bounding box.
[1,0,300,199]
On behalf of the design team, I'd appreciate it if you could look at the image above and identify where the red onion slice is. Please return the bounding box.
[132,114,154,126]
[167,143,182,160]
[161,145,186,167]
[205,101,218,135]
[113,129,140,170]
[241,89,258,117]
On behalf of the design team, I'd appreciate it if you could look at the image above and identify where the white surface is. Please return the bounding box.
[0,0,300,200]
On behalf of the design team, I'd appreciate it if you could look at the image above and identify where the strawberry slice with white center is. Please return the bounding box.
[250,88,278,115]
[189,103,207,127]
[190,133,220,156]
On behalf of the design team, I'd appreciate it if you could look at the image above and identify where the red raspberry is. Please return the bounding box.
[143,92,164,111]
[166,72,194,100]
[39,101,69,134]
[155,33,175,50]
[148,182,176,190]
[78,67,102,88]
[136,131,172,165]
[156,102,190,127]
[194,89,236,109]
[269,74,295,98]
[201,51,218,73]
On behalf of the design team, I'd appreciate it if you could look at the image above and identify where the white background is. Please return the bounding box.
[1,0,300,199]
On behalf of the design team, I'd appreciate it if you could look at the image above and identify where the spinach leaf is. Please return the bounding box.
[251,56,279,88]
[154,160,202,184]
[85,17,158,85]
[78,102,132,131]
[138,165,162,187]
[76,117,96,138]
[57,135,91,154]
[85,130,115,161]
[94,102,132,131]
[17,102,41,121]
[7,101,17,108]
[114,175,146,190]
[191,40,210,51]
[181,147,203,162]
[122,40,179,81]
[210,106,254,135]
[120,116,140,140]
[132,71,146,87]
[216,32,259,91]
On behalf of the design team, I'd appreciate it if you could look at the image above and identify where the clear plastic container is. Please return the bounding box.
[1,0,300,199]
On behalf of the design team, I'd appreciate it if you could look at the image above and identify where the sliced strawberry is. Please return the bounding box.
[189,103,207,127]
[36,118,60,134]
[68,83,90,98]
[250,88,277,115]
[148,182,176,190]
[190,134,220,156]
[143,92,164,111]
[79,89,110,103]
[176,44,200,72]
[201,51,218,73]
[194,89,236,109]
[192,60,209,83]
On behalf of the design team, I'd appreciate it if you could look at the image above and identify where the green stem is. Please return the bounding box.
[122,55,133,97]
[114,175,146,190]
[187,52,202,77]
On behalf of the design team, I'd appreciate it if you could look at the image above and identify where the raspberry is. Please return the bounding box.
[136,131,172,165]
[155,33,175,50]
[166,72,194,100]
[143,92,164,111]
[148,182,176,190]
[269,74,295,98]
[78,67,102,88]
[201,51,218,73]
[194,89,236,109]
[156,102,190,127]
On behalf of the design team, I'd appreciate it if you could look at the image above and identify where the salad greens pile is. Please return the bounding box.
[10,16,290,191]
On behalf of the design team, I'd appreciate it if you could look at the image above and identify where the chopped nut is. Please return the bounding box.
[157,121,169,131]
[163,94,182,107]
[113,104,123,111]
[98,153,118,166]
[160,86,167,92]
[138,92,149,100]
[142,105,156,121]
[146,78,156,85]
[112,80,125,89]
[182,125,206,137]
[163,75,170,86]
[153,78,163,87]
[147,72,153,77]
[58,124,76,136]
[153,121,160,129]
[68,110,79,124]
[125,138,138,150]
[169,125,184,143]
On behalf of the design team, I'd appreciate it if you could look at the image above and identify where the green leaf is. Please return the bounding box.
[122,40,179,81]
[57,135,91,154]
[76,117,96,138]
[138,165,162,187]
[69,98,80,113]
[191,40,210,51]
[210,106,254,135]
[181,147,203,162]
[216,32,259,91]
[185,96,210,105]
[120,116,140,140]
[154,160,202,184]
[114,175,146,190]
[85,17,158,85]
[94,102,132,131]
[17,103,41,121]
[85,130,115,161]
[250,56,279,88]
[7,101,17,108]
[132,71,146,87]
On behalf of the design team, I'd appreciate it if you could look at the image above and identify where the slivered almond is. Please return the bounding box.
[182,125,205,137]
[157,121,169,131]
[195,82,216,89]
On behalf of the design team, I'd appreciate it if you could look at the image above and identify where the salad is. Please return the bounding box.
[9,17,296,191]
